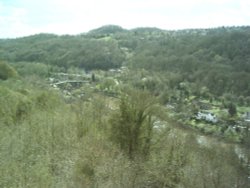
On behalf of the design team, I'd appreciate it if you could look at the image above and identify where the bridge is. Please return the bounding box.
[52,80,89,85]
[50,72,91,79]
[51,80,90,88]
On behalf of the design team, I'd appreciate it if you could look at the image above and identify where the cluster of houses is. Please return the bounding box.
[195,111,218,123]
[194,111,250,124]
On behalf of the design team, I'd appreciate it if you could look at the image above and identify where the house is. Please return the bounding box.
[195,111,218,123]
[244,112,250,122]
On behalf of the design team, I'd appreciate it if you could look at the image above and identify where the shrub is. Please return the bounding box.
[12,62,49,77]
[109,88,159,159]
[0,61,18,80]
[34,90,62,110]
[0,86,32,125]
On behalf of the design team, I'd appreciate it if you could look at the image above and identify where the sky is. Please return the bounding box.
[0,0,249,38]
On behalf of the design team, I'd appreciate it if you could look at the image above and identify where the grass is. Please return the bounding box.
[238,106,250,114]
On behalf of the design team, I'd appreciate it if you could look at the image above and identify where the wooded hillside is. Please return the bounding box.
[1,25,250,96]
[0,25,250,187]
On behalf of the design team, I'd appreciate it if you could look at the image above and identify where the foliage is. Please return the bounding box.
[0,34,125,71]
[0,26,249,97]
[0,85,31,125]
[0,61,17,80]
[0,77,249,187]
[11,62,50,77]
[0,26,250,187]
[110,88,158,159]
[88,25,127,35]
[228,102,237,117]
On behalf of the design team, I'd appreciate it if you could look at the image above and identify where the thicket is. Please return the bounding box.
[0,77,249,187]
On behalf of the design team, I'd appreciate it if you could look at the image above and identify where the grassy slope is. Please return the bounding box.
[0,77,249,187]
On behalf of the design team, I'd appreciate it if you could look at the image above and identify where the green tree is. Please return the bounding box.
[228,102,237,117]
[110,88,159,159]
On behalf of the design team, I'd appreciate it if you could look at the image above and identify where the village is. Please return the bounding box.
[47,68,250,144]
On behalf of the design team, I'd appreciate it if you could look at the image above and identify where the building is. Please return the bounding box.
[244,112,250,122]
[195,111,218,123]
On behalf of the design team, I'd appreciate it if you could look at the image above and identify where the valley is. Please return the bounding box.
[0,25,250,187]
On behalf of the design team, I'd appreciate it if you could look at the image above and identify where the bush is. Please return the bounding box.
[0,86,32,125]
[0,61,18,80]
[109,88,159,159]
[12,62,49,77]
[34,90,62,110]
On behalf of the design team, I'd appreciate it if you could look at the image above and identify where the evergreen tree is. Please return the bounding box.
[110,88,158,159]
[228,102,237,117]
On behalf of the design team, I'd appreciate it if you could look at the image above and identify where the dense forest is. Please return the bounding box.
[0,25,250,187]
[1,25,250,97]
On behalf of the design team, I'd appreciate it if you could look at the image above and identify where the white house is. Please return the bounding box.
[195,111,218,123]
[244,112,250,122]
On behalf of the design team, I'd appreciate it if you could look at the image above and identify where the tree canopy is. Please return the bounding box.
[0,26,250,96]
